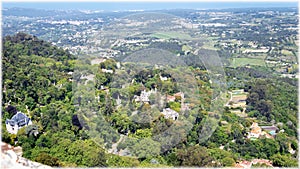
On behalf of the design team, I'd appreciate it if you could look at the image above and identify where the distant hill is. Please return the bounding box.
[3,32,75,61]
[2,7,74,17]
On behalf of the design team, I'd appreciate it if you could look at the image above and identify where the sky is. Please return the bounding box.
[2,2,299,11]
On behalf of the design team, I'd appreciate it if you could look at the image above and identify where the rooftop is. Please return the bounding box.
[6,112,31,127]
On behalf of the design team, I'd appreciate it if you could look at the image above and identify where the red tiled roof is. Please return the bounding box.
[166,95,175,102]
[174,92,183,97]
[251,127,261,134]
[234,164,244,168]
[252,159,272,166]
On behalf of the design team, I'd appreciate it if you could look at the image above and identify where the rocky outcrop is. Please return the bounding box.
[1,142,52,169]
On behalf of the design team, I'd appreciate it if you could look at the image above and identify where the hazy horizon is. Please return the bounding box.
[2,2,298,11]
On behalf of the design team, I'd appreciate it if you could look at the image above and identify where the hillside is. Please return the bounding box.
[2,33,107,167]
[1,33,298,167]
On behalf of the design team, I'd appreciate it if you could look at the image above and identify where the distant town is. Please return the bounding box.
[3,7,298,76]
[1,5,298,168]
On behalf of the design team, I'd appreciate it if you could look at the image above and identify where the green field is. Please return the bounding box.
[150,31,193,40]
[182,45,192,52]
[281,49,294,56]
[201,41,218,50]
[247,54,267,59]
[230,58,266,68]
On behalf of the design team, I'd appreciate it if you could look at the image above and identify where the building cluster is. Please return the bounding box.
[235,159,273,168]
[133,89,189,120]
[247,122,278,140]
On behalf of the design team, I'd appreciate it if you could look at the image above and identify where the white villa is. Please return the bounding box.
[101,68,114,73]
[160,75,168,81]
[5,112,32,134]
[134,88,157,102]
[162,108,179,120]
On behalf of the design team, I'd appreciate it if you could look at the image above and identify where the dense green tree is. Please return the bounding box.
[130,138,161,159]
[35,153,60,167]
[245,79,298,136]
[275,132,290,153]
[221,157,235,167]
[270,154,298,167]
[209,148,236,166]
[260,138,280,158]
[176,145,214,167]
[209,126,230,145]
[66,139,107,167]
[107,155,140,167]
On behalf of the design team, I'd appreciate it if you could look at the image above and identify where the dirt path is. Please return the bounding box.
[108,134,125,154]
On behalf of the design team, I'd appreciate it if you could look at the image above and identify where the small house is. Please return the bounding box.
[235,160,252,168]
[166,95,176,102]
[174,92,184,99]
[252,159,272,167]
[162,108,179,120]
[101,69,114,73]
[160,75,168,81]
[247,122,262,139]
[134,89,157,103]
[5,112,32,134]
